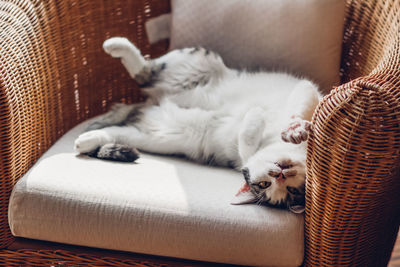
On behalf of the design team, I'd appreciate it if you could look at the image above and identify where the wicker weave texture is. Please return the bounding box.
[0,0,170,249]
[305,0,400,266]
[0,249,168,267]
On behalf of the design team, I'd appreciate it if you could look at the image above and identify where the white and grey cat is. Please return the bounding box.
[74,37,322,212]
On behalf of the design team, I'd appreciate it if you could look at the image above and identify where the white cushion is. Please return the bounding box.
[9,118,304,266]
[170,0,345,94]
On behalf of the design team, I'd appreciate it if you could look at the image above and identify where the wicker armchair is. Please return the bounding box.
[0,0,399,266]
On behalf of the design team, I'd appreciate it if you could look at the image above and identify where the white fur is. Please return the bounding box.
[103,37,147,78]
[76,38,322,207]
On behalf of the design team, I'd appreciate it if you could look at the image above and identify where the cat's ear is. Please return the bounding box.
[231,182,258,205]
[289,205,305,214]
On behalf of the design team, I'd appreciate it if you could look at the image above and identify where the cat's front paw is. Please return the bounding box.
[281,118,311,144]
[103,37,134,58]
[74,130,110,154]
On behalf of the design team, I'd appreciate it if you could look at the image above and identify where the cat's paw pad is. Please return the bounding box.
[281,119,311,144]
[103,37,134,58]
[74,130,109,154]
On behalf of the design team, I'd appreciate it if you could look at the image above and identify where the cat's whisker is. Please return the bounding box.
[257,197,265,206]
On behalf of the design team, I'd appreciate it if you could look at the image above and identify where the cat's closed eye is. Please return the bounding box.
[287,186,301,195]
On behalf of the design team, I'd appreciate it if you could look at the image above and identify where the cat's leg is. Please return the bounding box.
[238,107,266,164]
[103,37,229,95]
[281,80,322,144]
[75,102,216,160]
[75,125,194,156]
[84,103,144,132]
[103,37,152,84]
[151,47,229,90]
[75,126,143,155]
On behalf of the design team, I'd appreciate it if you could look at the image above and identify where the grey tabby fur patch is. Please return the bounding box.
[119,106,143,126]
[87,143,140,162]
[85,105,143,132]
[135,62,166,86]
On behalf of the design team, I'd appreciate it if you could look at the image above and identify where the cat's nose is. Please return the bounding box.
[275,173,286,183]
[269,168,286,182]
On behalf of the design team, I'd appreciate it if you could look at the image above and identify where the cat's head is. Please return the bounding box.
[232,142,306,213]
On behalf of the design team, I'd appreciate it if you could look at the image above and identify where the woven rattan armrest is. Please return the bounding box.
[305,77,400,266]
[0,0,170,248]
[304,1,400,265]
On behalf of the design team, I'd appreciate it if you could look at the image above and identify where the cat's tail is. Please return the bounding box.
[87,143,140,163]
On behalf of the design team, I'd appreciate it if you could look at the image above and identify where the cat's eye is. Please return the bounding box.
[258,181,271,189]
[287,186,301,195]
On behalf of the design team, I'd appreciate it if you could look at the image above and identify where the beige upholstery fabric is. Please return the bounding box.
[170,0,345,94]
[9,118,304,266]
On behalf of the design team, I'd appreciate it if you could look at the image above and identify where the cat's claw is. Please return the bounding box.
[281,118,311,144]
[74,130,110,154]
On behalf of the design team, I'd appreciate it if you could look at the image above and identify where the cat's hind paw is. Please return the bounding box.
[281,118,311,144]
[103,37,148,78]
[96,143,140,162]
[74,130,110,154]
[103,37,135,58]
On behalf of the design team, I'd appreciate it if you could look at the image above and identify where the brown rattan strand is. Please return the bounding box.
[0,0,170,249]
[0,249,168,267]
[305,0,400,266]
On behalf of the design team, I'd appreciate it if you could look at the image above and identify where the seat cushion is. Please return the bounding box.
[169,0,345,94]
[8,118,304,267]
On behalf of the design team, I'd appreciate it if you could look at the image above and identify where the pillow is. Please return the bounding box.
[169,0,346,94]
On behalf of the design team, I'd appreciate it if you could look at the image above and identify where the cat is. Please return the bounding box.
[74,37,322,213]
